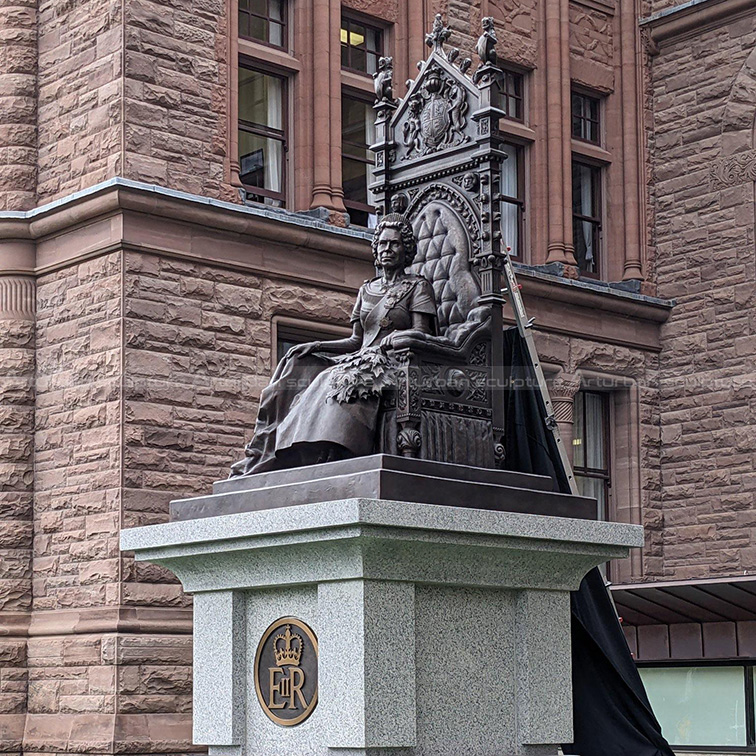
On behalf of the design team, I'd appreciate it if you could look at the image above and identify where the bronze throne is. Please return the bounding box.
[371,18,513,470]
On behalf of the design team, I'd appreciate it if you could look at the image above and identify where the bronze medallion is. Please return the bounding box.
[254,617,318,727]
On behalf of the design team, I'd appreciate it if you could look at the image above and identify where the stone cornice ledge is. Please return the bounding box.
[0,178,673,323]
[0,178,374,272]
[640,0,755,48]
[514,264,674,324]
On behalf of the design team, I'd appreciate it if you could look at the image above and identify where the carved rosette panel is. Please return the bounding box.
[708,151,756,189]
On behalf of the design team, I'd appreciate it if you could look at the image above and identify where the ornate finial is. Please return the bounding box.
[477,17,498,65]
[459,58,472,75]
[473,17,499,84]
[373,56,396,105]
[425,14,451,51]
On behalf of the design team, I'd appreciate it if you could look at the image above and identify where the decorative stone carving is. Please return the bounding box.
[476,17,498,69]
[425,13,451,51]
[373,56,396,105]
[402,66,469,158]
[708,150,756,189]
[452,172,480,193]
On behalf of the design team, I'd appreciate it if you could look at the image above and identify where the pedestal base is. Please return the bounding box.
[122,491,642,756]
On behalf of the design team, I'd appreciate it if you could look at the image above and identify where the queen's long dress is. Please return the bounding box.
[229,274,436,476]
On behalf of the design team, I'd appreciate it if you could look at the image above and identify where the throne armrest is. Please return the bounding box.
[390,306,492,361]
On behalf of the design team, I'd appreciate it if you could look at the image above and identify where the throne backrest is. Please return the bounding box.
[409,200,481,338]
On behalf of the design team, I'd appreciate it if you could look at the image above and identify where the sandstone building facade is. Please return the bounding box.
[0,0,754,753]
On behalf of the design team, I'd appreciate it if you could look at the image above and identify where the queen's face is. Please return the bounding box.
[375,227,405,270]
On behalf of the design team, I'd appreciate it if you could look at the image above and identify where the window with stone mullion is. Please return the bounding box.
[572,390,610,521]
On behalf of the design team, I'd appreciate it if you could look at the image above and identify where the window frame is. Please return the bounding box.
[340,14,384,77]
[501,141,526,261]
[571,90,602,145]
[238,0,287,49]
[501,68,525,122]
[571,158,603,279]
[637,660,756,752]
[237,59,288,206]
[341,87,377,227]
[572,389,611,519]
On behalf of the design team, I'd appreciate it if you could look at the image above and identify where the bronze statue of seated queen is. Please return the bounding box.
[230,213,436,477]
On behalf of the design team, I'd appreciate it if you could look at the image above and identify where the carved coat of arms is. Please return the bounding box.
[402,67,468,159]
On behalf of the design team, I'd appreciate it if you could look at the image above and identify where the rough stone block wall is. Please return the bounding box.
[34,253,123,612]
[123,0,232,200]
[36,0,122,202]
[490,0,538,68]
[652,18,756,578]
[120,251,353,543]
[0,0,37,211]
[0,278,35,756]
[24,632,195,755]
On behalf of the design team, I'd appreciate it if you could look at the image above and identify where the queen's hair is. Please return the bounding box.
[372,213,418,267]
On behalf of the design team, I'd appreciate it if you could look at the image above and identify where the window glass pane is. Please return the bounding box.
[239,11,250,37]
[239,131,283,193]
[365,27,380,52]
[573,217,597,273]
[351,47,367,72]
[269,21,283,46]
[573,391,585,468]
[639,667,747,747]
[269,0,283,21]
[349,24,365,46]
[342,157,368,204]
[501,143,520,199]
[572,163,595,217]
[239,68,282,129]
[502,201,519,258]
[250,0,265,15]
[576,475,606,520]
[342,97,370,159]
[249,15,267,42]
[584,392,605,470]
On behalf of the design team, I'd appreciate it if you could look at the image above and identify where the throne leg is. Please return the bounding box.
[397,422,422,458]
[395,350,421,459]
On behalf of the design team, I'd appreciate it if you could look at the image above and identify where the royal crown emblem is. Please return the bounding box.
[273,624,303,667]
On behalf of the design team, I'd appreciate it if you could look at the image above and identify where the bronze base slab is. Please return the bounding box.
[169,454,597,522]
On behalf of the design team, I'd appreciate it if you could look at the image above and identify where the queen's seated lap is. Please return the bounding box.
[230,213,437,477]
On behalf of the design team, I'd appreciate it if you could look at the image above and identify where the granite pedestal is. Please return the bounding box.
[120,456,643,756]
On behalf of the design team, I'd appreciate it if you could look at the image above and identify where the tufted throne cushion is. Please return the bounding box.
[410,201,481,341]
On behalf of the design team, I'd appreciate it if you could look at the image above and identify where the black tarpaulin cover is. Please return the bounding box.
[503,328,675,756]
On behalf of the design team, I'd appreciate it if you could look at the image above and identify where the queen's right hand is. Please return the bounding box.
[285,341,322,359]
